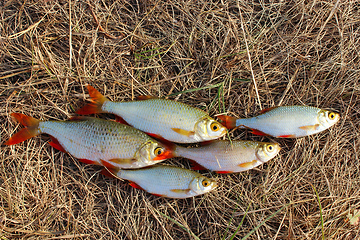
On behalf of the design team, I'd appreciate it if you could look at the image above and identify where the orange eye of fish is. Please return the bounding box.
[329,112,336,120]
[210,122,220,132]
[154,147,164,156]
[202,179,210,187]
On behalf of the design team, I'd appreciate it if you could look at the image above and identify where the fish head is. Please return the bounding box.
[189,176,218,195]
[195,117,227,141]
[256,142,281,163]
[135,140,174,164]
[318,110,340,128]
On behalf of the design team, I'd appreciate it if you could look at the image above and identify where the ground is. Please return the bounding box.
[1,0,359,239]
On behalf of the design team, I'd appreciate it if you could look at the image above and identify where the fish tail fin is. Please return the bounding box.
[76,85,109,115]
[5,113,41,145]
[217,115,237,129]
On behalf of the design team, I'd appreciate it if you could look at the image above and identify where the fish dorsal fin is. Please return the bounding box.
[260,106,278,114]
[136,95,158,100]
[68,116,94,121]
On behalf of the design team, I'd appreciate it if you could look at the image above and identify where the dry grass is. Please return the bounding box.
[1,0,359,239]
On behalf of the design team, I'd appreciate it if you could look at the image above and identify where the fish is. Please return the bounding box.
[5,113,174,169]
[76,85,227,143]
[218,106,340,138]
[174,140,280,173]
[101,164,218,198]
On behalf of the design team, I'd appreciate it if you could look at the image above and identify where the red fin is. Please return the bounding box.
[115,116,129,125]
[216,170,233,174]
[277,134,296,138]
[129,181,144,190]
[100,159,118,169]
[76,85,108,115]
[151,193,163,197]
[146,133,164,140]
[100,168,117,178]
[260,107,278,114]
[190,161,206,170]
[48,137,67,153]
[199,141,213,146]
[217,115,236,129]
[79,158,99,165]
[251,129,269,136]
[136,95,157,100]
[68,116,93,121]
[4,113,40,145]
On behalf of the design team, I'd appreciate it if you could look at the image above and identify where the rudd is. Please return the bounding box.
[5,113,173,169]
[174,140,281,173]
[76,85,227,143]
[218,106,340,138]
[102,164,218,199]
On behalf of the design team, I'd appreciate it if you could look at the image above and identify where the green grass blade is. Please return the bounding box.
[167,82,223,97]
[154,209,200,240]
[241,205,286,240]
[311,184,325,240]
[229,204,250,240]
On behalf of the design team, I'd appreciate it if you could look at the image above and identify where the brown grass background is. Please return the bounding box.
[1,0,359,239]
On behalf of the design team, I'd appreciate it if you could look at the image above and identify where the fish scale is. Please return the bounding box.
[103,99,206,142]
[174,140,281,173]
[76,85,227,143]
[112,165,218,198]
[5,114,173,169]
[219,105,340,138]
[40,119,147,161]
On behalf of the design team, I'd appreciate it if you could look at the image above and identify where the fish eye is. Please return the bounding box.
[154,147,164,156]
[210,122,220,132]
[202,179,210,187]
[328,112,336,120]
[266,144,275,152]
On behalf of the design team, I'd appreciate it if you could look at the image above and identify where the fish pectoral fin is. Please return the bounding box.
[109,158,137,164]
[170,188,191,194]
[299,124,320,131]
[171,128,195,137]
[238,160,257,168]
